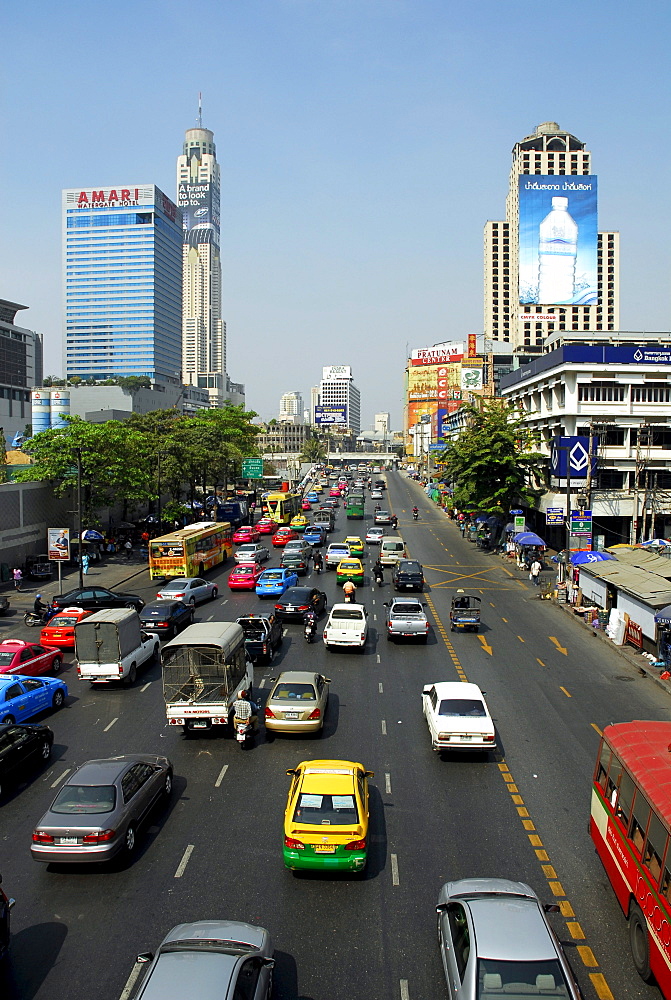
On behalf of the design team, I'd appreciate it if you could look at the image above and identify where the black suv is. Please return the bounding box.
[392,559,424,592]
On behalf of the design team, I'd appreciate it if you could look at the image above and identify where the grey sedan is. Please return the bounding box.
[155,577,218,605]
[234,543,270,565]
[31,754,173,863]
[265,671,330,733]
[436,878,582,1000]
[134,920,274,1000]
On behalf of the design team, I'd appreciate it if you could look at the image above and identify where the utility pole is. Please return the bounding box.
[76,448,84,589]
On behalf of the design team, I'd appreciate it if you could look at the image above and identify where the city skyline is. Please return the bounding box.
[3,0,670,430]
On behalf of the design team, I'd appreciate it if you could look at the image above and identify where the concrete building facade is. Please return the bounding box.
[0,299,43,445]
[318,366,361,434]
[484,122,619,357]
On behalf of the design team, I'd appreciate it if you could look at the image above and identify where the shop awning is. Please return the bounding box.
[579,561,671,608]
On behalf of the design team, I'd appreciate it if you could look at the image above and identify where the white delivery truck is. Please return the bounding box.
[75,609,159,686]
[161,622,253,733]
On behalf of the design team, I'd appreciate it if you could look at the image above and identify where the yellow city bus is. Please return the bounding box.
[263,492,301,525]
[149,522,233,580]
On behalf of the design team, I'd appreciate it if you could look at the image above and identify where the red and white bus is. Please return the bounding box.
[591,721,671,993]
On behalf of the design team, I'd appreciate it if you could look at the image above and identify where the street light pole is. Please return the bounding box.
[76,448,84,590]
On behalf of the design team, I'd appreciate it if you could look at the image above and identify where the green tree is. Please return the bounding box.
[299,437,327,464]
[439,399,546,515]
[69,376,83,386]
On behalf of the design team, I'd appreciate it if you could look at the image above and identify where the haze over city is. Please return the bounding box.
[2,0,670,427]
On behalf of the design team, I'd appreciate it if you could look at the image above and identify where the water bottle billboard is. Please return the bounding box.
[518,176,598,306]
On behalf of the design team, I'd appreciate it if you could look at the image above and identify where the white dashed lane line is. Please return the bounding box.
[140,682,151,692]
[174,844,195,878]
[214,764,229,788]
[104,718,118,732]
[385,772,392,794]
[400,980,410,1000]
[51,768,71,788]
[381,720,387,735]
[118,963,144,1000]
[391,852,400,886]
[378,682,383,693]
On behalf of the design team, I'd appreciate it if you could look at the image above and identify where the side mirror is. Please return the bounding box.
[364,770,375,778]
[543,903,560,913]
[286,769,297,777]
[269,677,277,683]
[263,958,276,969]
[422,685,432,695]
[324,677,332,683]
[436,903,448,913]
[137,953,154,964]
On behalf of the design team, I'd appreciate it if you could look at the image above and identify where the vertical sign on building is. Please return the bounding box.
[468,334,477,358]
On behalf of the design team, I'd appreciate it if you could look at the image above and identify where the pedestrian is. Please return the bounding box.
[12,567,22,591]
[124,539,133,560]
[82,552,90,575]
[530,557,542,586]
[141,530,149,545]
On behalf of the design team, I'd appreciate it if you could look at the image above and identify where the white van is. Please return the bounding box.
[380,536,407,567]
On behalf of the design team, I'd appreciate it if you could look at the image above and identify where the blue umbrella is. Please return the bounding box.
[475,514,489,523]
[655,606,671,625]
[513,532,546,546]
[81,529,104,542]
[570,551,616,566]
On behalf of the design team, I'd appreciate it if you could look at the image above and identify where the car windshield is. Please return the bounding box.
[45,616,78,627]
[282,589,312,603]
[51,784,116,814]
[477,958,571,999]
[234,566,256,575]
[271,683,316,702]
[0,651,17,666]
[262,572,283,581]
[439,698,486,717]
[392,604,423,615]
[293,792,359,825]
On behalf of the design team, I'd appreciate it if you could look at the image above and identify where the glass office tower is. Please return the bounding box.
[62,185,183,381]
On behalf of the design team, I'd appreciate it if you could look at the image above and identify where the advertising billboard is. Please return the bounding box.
[518,175,598,306]
[407,367,438,401]
[410,345,463,367]
[322,366,352,380]
[315,405,347,425]
[48,528,70,562]
[461,367,483,392]
[550,436,598,480]
[177,180,220,247]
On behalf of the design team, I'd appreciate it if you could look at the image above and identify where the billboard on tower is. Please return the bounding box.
[518,175,598,306]
[177,181,220,247]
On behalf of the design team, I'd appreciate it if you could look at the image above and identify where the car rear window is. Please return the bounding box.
[477,958,570,999]
[399,562,421,573]
[234,566,256,575]
[262,572,283,580]
[0,651,16,666]
[271,683,316,701]
[392,604,423,615]
[331,609,364,620]
[44,616,76,627]
[293,792,358,825]
[51,784,116,814]
[439,699,486,717]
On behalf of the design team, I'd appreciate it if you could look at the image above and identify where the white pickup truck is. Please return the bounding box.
[323,603,368,652]
[75,609,159,686]
[384,597,430,643]
[325,542,351,569]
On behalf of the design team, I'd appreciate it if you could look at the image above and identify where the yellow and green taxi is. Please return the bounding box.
[290,514,309,532]
[283,759,374,871]
[336,558,364,585]
[344,536,364,557]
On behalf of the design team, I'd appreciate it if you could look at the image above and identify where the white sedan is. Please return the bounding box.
[365,526,385,544]
[421,681,496,753]
[155,577,218,606]
[371,490,383,499]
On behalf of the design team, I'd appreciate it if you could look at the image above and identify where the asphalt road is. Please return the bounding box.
[1,470,670,1000]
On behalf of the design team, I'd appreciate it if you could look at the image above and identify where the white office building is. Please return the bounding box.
[375,412,391,435]
[318,366,361,434]
[279,391,304,423]
[484,122,619,356]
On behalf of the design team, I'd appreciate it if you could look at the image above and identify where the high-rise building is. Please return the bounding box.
[318,366,361,434]
[484,122,619,355]
[62,185,182,382]
[375,412,391,435]
[0,298,42,444]
[279,391,304,422]
[309,386,320,425]
[177,103,229,407]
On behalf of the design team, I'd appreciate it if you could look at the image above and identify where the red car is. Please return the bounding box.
[233,525,260,544]
[301,500,312,511]
[40,607,93,649]
[257,518,278,535]
[0,639,64,676]
[272,527,298,547]
[228,562,264,591]
[329,487,342,497]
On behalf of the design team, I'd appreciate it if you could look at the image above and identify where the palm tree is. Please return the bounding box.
[300,437,327,464]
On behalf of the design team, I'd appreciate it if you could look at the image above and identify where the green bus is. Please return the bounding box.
[346,492,365,520]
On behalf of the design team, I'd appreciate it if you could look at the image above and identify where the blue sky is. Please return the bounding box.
[2,0,670,428]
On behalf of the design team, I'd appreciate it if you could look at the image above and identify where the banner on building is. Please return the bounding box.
[410,344,464,366]
[461,368,483,392]
[315,405,348,425]
[177,180,220,247]
[551,436,598,480]
[518,175,598,306]
[468,334,477,358]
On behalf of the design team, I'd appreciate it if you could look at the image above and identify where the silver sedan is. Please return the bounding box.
[234,543,270,565]
[436,878,582,1000]
[134,920,274,1000]
[155,577,218,605]
[31,755,173,863]
[265,671,330,733]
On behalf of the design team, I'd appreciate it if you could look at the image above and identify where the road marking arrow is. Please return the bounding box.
[478,635,493,656]
[549,636,568,655]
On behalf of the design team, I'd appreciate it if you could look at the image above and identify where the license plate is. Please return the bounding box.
[58,837,80,845]
[460,735,472,741]
[314,845,336,853]
[284,712,299,720]
[191,720,208,729]
[405,584,413,589]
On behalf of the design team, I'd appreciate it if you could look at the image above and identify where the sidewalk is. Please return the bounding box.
[412,484,671,700]
[2,555,151,613]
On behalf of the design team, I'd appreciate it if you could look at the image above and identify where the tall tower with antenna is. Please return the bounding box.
[176,95,226,406]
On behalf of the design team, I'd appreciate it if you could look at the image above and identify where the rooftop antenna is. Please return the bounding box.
[197,92,203,127]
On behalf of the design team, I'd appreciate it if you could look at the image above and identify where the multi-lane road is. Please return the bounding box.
[1,470,670,1000]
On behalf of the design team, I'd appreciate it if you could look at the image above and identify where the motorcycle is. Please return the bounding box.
[413,510,419,521]
[313,557,323,575]
[304,617,317,643]
[374,570,384,587]
[233,715,255,748]
[343,590,356,603]
[23,605,54,627]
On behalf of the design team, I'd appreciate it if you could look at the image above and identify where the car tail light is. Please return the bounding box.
[265,707,276,718]
[118,665,124,674]
[344,838,366,851]
[82,829,116,845]
[32,831,54,844]
[262,644,268,653]
[284,836,305,850]
[298,605,309,611]
[308,708,321,719]
[275,604,283,611]
[425,622,430,631]
[484,735,495,742]
[323,631,328,640]
[360,633,366,641]
[156,622,168,627]
[173,593,185,598]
